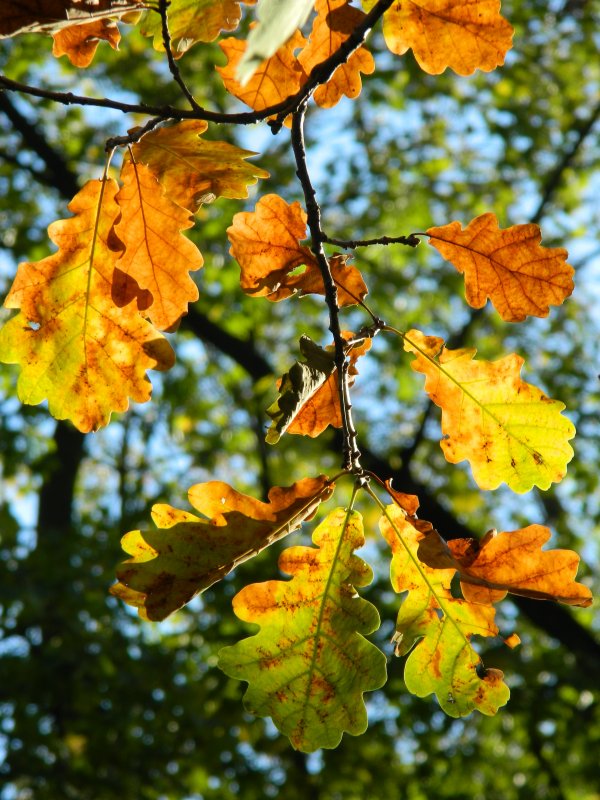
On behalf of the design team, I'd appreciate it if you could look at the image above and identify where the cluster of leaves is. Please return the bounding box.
[0,0,593,753]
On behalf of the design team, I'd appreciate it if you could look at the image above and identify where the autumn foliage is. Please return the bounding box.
[0,0,592,753]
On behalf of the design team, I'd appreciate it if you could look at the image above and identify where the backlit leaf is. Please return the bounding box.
[114,160,203,331]
[51,18,120,67]
[0,0,142,37]
[227,194,367,304]
[379,503,510,717]
[236,0,315,84]
[0,179,174,432]
[111,476,334,621]
[131,120,269,214]
[365,0,514,76]
[417,525,593,607]
[427,214,574,322]
[218,29,307,122]
[404,329,575,493]
[218,507,387,751]
[140,0,246,58]
[298,0,375,108]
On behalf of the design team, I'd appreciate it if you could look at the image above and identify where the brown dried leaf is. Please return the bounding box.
[0,0,141,37]
[298,0,374,108]
[427,213,574,322]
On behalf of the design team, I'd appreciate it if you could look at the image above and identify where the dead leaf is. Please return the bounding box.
[227,194,367,305]
[427,214,574,322]
[298,0,375,108]
[0,0,142,37]
[132,120,269,214]
[417,525,593,607]
[51,18,120,66]
[114,160,203,331]
[366,0,514,76]
[111,475,334,620]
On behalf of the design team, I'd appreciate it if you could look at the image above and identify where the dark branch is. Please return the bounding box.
[323,233,421,249]
[157,0,200,111]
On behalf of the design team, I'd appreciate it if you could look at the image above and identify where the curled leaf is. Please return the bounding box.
[0,0,142,37]
[51,19,120,67]
[427,214,574,322]
[219,507,387,752]
[132,120,269,214]
[379,504,510,717]
[111,475,334,621]
[298,0,375,108]
[0,179,173,432]
[417,525,593,607]
[404,329,575,493]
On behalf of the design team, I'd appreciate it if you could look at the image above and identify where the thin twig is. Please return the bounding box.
[324,233,421,249]
[291,103,362,473]
[157,0,200,111]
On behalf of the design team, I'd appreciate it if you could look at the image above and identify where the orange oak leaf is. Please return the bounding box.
[114,160,203,331]
[384,479,420,517]
[0,0,142,37]
[0,179,174,432]
[404,329,575,493]
[227,194,367,305]
[298,0,375,108]
[218,29,307,121]
[131,120,269,214]
[111,475,334,621]
[140,0,249,58]
[51,18,120,66]
[427,214,574,322]
[417,525,592,607]
[365,0,514,76]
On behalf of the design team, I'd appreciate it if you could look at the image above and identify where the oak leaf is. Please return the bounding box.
[417,525,593,607]
[298,0,375,108]
[114,160,203,331]
[227,194,368,304]
[379,504,510,717]
[218,507,387,751]
[0,0,142,37]
[404,329,575,493]
[51,18,120,66]
[0,179,174,432]
[365,0,514,76]
[427,214,574,322]
[140,0,246,58]
[218,29,307,122]
[131,120,269,214]
[111,476,334,621]
[281,333,371,439]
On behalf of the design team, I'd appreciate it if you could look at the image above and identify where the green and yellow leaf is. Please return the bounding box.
[379,503,510,717]
[131,120,269,214]
[0,179,174,432]
[218,507,387,751]
[111,476,334,621]
[427,214,574,322]
[403,329,575,493]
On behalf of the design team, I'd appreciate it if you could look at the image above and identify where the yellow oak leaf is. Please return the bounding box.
[0,0,142,37]
[365,0,514,76]
[141,0,248,57]
[111,475,334,621]
[403,329,575,493]
[379,504,509,717]
[298,0,375,108]
[227,194,367,305]
[131,120,269,214]
[218,29,307,122]
[427,214,574,322]
[0,179,174,432]
[51,18,120,67]
[417,525,593,607]
[114,160,203,331]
